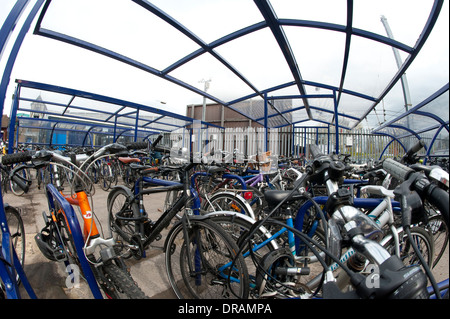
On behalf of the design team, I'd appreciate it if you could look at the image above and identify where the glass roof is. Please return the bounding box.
[1,0,449,133]
[372,84,449,155]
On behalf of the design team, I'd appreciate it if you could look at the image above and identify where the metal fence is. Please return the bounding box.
[164,126,426,164]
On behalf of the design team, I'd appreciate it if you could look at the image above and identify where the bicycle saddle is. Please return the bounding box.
[118,157,141,164]
[264,189,304,207]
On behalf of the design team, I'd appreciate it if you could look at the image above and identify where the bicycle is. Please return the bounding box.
[0,153,38,298]
[106,135,249,298]
[209,144,448,298]
[4,145,148,299]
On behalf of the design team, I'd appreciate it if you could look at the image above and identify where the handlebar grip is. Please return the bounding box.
[405,140,425,158]
[126,141,148,150]
[383,158,414,182]
[428,186,449,229]
[309,144,325,159]
[11,174,29,193]
[1,152,32,165]
[151,134,163,150]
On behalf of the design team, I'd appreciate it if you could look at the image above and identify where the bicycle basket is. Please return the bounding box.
[250,151,278,174]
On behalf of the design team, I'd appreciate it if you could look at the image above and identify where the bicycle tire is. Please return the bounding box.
[384,226,434,268]
[96,262,148,299]
[107,187,140,258]
[165,218,249,299]
[100,175,111,191]
[203,192,254,219]
[1,205,25,282]
[425,212,449,269]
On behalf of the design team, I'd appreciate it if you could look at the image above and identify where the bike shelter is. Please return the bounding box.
[0,0,448,299]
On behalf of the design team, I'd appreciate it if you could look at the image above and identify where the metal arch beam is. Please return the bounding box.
[426,123,449,161]
[414,111,449,132]
[15,79,220,129]
[3,0,45,154]
[357,0,444,128]
[372,83,449,133]
[48,121,59,147]
[332,0,353,126]
[133,0,292,126]
[372,132,407,159]
[0,0,29,57]
[254,0,312,120]
[278,20,413,54]
[387,124,426,148]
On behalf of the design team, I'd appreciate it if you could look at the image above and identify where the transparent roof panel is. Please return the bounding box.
[344,35,401,98]
[40,0,201,71]
[2,0,448,136]
[149,0,264,44]
[353,0,435,48]
[286,27,346,89]
[214,28,295,93]
[271,0,347,25]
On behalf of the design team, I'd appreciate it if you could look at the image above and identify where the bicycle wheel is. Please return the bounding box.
[107,187,140,258]
[425,212,449,269]
[98,163,112,191]
[384,226,434,268]
[207,213,277,297]
[0,206,25,282]
[165,218,249,299]
[95,262,148,299]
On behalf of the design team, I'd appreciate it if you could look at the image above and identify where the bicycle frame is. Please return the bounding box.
[113,168,196,258]
[45,183,103,298]
[63,188,100,240]
[293,195,402,265]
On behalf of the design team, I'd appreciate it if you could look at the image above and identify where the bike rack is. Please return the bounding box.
[45,184,103,299]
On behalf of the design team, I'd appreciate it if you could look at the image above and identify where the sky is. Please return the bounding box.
[1,0,449,129]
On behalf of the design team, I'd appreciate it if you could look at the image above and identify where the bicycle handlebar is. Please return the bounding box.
[384,158,449,225]
[309,144,325,159]
[125,141,148,150]
[403,139,425,164]
[383,158,415,181]
[1,151,32,165]
[150,134,163,150]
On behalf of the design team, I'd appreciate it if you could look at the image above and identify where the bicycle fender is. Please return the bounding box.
[108,185,134,202]
[208,191,255,219]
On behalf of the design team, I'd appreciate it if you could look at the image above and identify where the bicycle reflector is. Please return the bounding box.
[243,191,253,200]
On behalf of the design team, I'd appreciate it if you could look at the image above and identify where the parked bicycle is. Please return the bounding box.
[207,144,448,299]
[106,135,249,298]
[3,144,148,299]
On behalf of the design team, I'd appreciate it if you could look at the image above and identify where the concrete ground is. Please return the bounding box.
[3,182,448,299]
